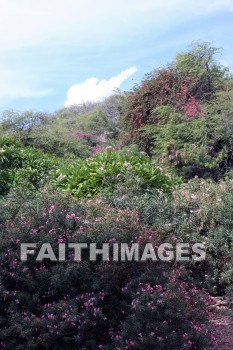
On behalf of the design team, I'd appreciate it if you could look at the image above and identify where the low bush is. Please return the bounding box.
[102,174,233,296]
[0,136,59,196]
[0,189,214,349]
[51,149,182,198]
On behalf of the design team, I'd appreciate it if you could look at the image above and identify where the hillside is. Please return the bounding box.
[0,42,232,350]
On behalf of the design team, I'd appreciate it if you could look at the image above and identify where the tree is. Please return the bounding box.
[119,42,232,179]
[170,41,226,101]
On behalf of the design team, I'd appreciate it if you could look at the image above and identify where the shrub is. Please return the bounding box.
[121,42,226,133]
[171,176,233,295]
[0,108,119,159]
[119,42,232,180]
[0,189,214,349]
[109,276,213,350]
[0,136,59,196]
[102,174,233,296]
[50,149,182,198]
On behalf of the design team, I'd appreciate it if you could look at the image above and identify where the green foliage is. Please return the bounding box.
[0,106,119,159]
[171,176,233,295]
[0,136,59,196]
[102,174,233,296]
[121,42,226,131]
[51,149,182,198]
[75,108,116,133]
[120,42,232,180]
[0,189,214,349]
[149,110,231,179]
[170,41,226,101]
[0,42,233,350]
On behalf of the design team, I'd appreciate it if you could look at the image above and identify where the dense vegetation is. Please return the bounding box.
[0,42,232,349]
[121,42,233,180]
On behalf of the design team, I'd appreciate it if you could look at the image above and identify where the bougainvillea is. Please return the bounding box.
[125,68,204,133]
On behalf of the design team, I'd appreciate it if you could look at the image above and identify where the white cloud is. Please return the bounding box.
[0,0,232,107]
[64,67,137,106]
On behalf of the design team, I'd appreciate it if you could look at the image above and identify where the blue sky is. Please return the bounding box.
[0,0,233,113]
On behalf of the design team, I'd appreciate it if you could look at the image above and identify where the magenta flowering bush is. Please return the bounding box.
[0,190,215,350]
[109,277,214,350]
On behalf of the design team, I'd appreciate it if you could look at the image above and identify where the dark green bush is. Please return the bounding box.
[0,136,59,196]
[0,189,215,350]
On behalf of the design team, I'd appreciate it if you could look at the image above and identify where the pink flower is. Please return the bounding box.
[48,205,56,213]
[47,313,55,320]
[48,228,56,235]
[30,229,38,235]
